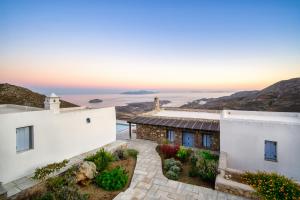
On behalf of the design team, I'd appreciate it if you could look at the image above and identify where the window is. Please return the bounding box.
[265,140,277,161]
[167,130,175,143]
[203,134,212,148]
[86,118,91,123]
[16,126,33,152]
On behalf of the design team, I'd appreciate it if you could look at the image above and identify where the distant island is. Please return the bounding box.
[121,90,158,95]
[88,99,103,103]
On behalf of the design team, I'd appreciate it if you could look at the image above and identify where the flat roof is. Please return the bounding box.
[152,110,221,120]
[222,110,300,124]
[0,104,42,114]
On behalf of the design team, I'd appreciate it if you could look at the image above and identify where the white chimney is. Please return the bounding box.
[154,97,160,111]
[44,93,61,113]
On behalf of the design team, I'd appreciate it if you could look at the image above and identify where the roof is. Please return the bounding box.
[222,110,300,124]
[152,110,220,120]
[0,104,42,114]
[128,116,220,132]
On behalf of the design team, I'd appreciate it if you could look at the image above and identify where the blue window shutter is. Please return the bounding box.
[265,141,277,161]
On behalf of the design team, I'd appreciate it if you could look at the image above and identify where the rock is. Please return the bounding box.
[88,99,103,103]
[76,161,97,183]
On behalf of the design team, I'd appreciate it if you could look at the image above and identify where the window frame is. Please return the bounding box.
[16,126,34,153]
[264,140,277,162]
[166,130,175,143]
[202,133,212,149]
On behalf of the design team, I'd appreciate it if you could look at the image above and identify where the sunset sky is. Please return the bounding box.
[0,0,299,93]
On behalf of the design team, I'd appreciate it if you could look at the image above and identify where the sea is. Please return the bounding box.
[61,92,234,108]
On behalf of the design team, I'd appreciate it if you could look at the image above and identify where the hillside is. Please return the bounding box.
[181,78,300,112]
[0,83,78,108]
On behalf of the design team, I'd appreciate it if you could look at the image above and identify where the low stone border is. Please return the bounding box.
[3,140,127,199]
[215,152,257,199]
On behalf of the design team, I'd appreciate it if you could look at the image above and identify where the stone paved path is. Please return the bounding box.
[114,139,248,200]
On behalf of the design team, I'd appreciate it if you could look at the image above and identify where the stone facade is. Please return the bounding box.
[136,124,220,151]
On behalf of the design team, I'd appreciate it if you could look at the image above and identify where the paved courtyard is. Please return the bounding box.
[114,139,248,200]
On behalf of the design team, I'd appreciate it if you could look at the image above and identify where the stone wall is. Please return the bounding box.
[136,124,167,143]
[136,124,220,151]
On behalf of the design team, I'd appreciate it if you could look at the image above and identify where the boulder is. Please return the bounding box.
[76,161,97,183]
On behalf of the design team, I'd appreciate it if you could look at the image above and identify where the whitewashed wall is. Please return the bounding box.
[220,111,300,182]
[0,107,116,183]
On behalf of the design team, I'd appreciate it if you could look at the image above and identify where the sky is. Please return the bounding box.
[0,0,300,93]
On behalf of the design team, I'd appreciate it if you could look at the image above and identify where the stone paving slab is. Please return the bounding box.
[114,139,249,200]
[3,140,127,198]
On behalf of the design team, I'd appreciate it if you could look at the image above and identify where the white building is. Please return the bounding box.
[0,94,116,184]
[220,110,300,182]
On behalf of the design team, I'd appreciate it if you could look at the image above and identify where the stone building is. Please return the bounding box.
[128,98,220,151]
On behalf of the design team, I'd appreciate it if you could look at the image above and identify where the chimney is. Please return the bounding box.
[44,93,61,113]
[154,97,160,111]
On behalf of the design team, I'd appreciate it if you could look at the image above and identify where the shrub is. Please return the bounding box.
[190,154,198,166]
[95,166,128,191]
[46,176,66,192]
[196,156,218,182]
[242,171,300,200]
[126,149,139,158]
[166,170,179,180]
[163,158,182,171]
[45,172,88,200]
[169,165,180,174]
[34,192,54,200]
[163,158,182,180]
[51,186,89,200]
[160,144,180,158]
[85,148,113,172]
[33,160,69,180]
[113,149,128,161]
[199,150,218,161]
[176,146,190,162]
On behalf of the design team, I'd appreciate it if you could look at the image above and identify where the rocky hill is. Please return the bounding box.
[0,83,78,108]
[181,78,300,112]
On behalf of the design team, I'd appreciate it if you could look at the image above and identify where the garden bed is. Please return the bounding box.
[78,157,136,200]
[15,148,138,200]
[156,144,218,189]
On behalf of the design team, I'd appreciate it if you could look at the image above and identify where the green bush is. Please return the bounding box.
[95,166,128,191]
[196,155,218,181]
[169,165,180,174]
[176,147,190,162]
[163,158,182,180]
[33,160,69,180]
[198,150,219,161]
[163,158,182,171]
[126,149,139,158]
[44,172,88,200]
[51,186,89,200]
[166,170,179,180]
[242,171,300,200]
[34,192,54,200]
[85,148,113,172]
[46,176,66,192]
